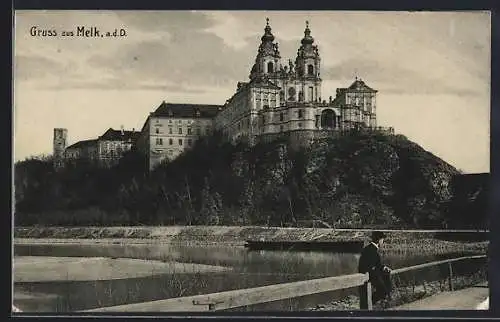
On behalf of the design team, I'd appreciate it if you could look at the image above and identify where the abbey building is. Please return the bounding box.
[213,19,382,148]
[54,19,392,171]
[136,19,392,170]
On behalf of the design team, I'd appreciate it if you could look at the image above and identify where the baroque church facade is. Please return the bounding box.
[214,19,385,147]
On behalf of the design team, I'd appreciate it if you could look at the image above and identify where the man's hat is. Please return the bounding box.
[371,231,386,241]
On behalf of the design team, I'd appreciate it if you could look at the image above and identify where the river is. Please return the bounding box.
[13,243,481,312]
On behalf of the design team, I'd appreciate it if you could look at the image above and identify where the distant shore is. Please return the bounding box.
[14,226,489,254]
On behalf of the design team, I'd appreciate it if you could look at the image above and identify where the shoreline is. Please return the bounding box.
[13,226,489,255]
[14,226,489,240]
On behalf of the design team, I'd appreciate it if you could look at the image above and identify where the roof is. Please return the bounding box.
[347,79,377,93]
[98,128,141,141]
[151,102,223,119]
[65,139,97,150]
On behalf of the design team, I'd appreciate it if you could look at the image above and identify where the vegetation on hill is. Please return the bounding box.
[14,130,487,229]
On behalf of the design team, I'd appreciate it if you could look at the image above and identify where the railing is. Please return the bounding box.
[83,254,486,313]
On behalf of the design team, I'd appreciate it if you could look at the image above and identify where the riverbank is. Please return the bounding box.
[14,226,489,254]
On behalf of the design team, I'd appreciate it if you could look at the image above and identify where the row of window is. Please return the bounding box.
[155,126,210,135]
[156,138,193,146]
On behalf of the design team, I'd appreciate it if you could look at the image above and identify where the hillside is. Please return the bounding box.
[14,130,479,228]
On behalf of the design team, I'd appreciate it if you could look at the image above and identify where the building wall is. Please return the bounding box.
[148,116,213,169]
[65,143,98,162]
[97,139,134,166]
[342,91,377,128]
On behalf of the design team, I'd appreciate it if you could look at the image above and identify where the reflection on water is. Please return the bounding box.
[13,244,477,312]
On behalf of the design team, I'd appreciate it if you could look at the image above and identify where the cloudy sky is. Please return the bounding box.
[14,10,490,173]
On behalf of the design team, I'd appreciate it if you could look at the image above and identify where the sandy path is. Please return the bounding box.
[390,284,489,310]
[13,256,232,282]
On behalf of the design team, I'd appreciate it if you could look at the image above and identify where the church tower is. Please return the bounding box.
[249,18,282,81]
[53,128,67,168]
[294,21,322,103]
[53,128,67,159]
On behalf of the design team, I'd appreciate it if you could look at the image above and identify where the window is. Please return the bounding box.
[308,87,314,102]
[187,128,192,135]
[196,127,201,135]
[168,127,173,134]
[280,112,284,122]
[205,127,210,135]
[178,120,182,124]
[288,87,296,101]
[169,138,173,145]
[156,138,163,145]
[280,125,284,132]
[187,139,192,146]
[155,128,160,134]
[267,61,274,73]
[169,119,172,123]
[178,127,182,134]
[178,139,183,146]
[298,109,303,118]
[298,122,303,128]
[308,64,314,75]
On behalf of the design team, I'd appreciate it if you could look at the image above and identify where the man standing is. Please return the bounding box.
[358,231,392,309]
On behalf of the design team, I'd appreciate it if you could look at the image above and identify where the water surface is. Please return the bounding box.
[13,243,479,312]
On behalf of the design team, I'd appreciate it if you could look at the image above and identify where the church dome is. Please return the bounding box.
[301,21,314,45]
[261,18,275,42]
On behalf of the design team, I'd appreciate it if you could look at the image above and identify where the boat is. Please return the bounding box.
[244,240,364,253]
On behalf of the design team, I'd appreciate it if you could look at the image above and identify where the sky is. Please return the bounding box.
[13,10,491,173]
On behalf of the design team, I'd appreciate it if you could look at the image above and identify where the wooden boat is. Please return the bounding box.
[244,240,364,253]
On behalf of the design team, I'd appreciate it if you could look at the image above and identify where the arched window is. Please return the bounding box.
[320,109,337,129]
[288,87,296,101]
[267,61,274,73]
[308,64,314,75]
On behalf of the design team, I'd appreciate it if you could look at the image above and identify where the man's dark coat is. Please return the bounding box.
[358,242,392,307]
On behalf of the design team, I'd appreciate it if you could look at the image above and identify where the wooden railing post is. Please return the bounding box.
[448,262,454,291]
[366,281,373,310]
